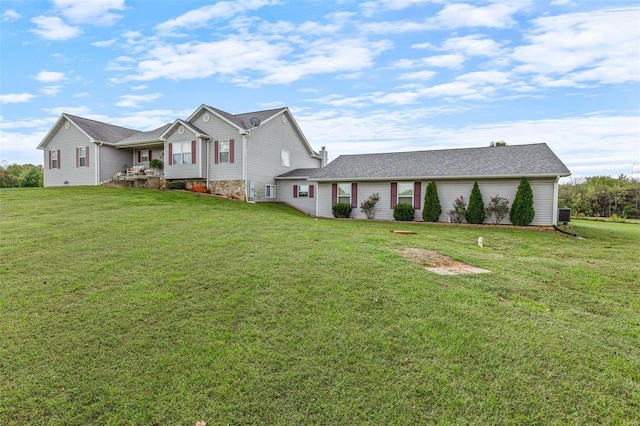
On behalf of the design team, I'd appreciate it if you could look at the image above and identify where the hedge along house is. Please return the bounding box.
[37,105,324,200]
[278,143,571,226]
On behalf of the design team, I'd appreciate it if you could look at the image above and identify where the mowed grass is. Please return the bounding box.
[1,187,638,425]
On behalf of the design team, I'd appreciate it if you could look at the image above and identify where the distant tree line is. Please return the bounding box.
[559,175,640,219]
[0,162,43,188]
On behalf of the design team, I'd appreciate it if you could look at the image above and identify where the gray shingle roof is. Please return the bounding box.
[203,106,287,129]
[66,114,138,143]
[117,124,172,144]
[276,168,320,179]
[309,143,570,181]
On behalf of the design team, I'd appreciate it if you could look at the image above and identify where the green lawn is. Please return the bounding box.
[1,187,638,425]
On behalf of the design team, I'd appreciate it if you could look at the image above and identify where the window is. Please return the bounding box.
[140,150,149,162]
[171,142,192,165]
[281,149,290,167]
[338,183,351,204]
[397,182,413,205]
[298,184,309,197]
[265,185,276,199]
[50,150,58,169]
[219,140,230,163]
[78,147,87,167]
[294,184,314,198]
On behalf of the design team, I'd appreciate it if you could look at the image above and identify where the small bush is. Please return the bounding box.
[167,181,186,190]
[448,196,467,223]
[393,203,415,221]
[422,181,441,222]
[332,202,352,218]
[510,177,535,226]
[360,193,380,219]
[485,195,510,225]
[466,181,486,224]
[191,184,210,194]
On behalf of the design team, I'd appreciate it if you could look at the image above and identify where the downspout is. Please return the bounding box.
[95,143,102,185]
[552,176,560,225]
[241,131,249,202]
[206,139,209,187]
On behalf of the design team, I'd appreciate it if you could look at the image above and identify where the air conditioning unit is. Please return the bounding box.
[558,208,571,225]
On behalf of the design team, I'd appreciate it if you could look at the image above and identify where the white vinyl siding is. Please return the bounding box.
[315,178,558,225]
[277,180,316,215]
[246,111,321,202]
[42,118,95,186]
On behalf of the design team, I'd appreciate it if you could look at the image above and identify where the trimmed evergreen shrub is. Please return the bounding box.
[167,181,186,190]
[510,177,535,226]
[332,202,352,218]
[393,203,415,221]
[422,181,441,222]
[466,180,486,224]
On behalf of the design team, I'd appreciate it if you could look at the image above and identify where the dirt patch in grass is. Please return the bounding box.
[397,247,490,275]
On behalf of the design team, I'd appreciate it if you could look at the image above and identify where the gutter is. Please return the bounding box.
[309,173,571,182]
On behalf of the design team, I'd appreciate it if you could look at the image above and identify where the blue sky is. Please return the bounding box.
[1,0,639,180]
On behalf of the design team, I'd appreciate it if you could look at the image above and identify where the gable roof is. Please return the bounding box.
[159,119,210,140]
[308,143,571,181]
[37,114,139,149]
[203,105,288,130]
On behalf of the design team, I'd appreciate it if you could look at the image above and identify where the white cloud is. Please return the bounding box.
[41,86,63,96]
[441,35,506,57]
[428,1,531,29]
[398,70,437,81]
[512,6,640,85]
[33,71,67,83]
[155,0,276,34]
[53,0,126,25]
[111,33,390,86]
[92,39,117,47]
[115,94,162,108]
[421,54,465,69]
[30,16,81,40]
[2,9,21,22]
[0,93,36,104]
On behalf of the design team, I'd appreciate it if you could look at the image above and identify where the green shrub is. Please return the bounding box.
[332,202,352,218]
[422,181,441,222]
[510,177,535,226]
[167,181,186,190]
[393,203,415,221]
[466,181,486,224]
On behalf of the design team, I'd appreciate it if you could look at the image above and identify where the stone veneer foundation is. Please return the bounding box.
[207,179,246,200]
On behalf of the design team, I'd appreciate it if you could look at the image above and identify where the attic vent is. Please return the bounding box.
[178,125,185,135]
[203,113,210,123]
[281,115,287,124]
[64,122,70,130]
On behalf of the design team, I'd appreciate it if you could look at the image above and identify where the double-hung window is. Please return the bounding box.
[219,140,230,163]
[140,150,149,162]
[78,147,87,167]
[397,182,414,205]
[172,142,192,165]
[338,183,351,204]
[298,184,309,197]
[391,182,422,209]
[50,150,58,169]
